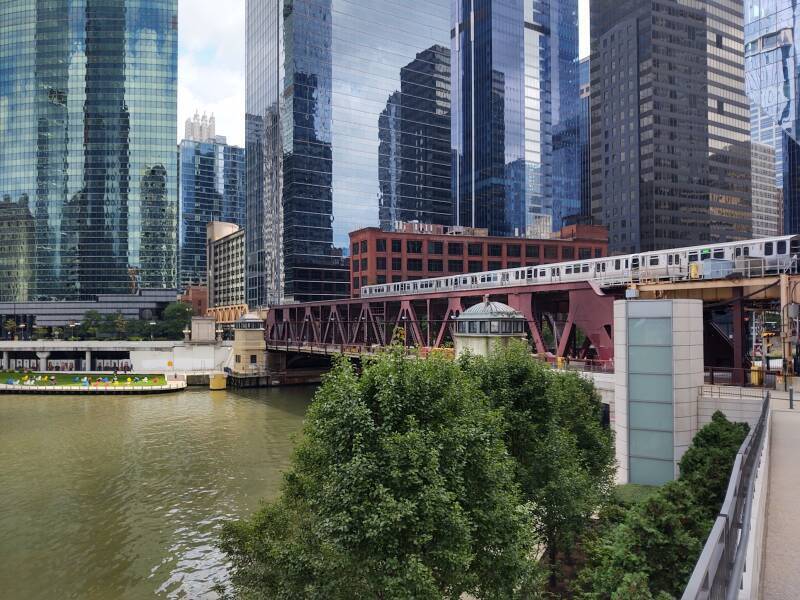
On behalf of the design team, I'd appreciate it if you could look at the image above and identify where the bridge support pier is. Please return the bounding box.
[36,351,50,372]
[266,351,287,373]
[2,351,8,370]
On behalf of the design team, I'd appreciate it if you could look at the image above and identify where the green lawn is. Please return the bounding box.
[2,371,167,387]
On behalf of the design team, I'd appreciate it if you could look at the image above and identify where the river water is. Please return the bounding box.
[0,386,314,599]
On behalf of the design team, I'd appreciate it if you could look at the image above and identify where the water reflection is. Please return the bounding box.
[0,386,313,599]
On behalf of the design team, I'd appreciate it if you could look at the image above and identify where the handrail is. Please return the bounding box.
[681,392,770,600]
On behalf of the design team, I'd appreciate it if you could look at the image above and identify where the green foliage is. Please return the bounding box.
[679,411,749,520]
[159,302,193,340]
[80,310,102,339]
[576,412,749,599]
[220,349,542,599]
[4,319,18,337]
[613,484,658,507]
[461,341,615,584]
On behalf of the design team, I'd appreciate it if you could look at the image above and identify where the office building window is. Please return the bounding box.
[392,257,402,270]
[468,260,483,272]
[376,257,387,270]
[488,261,502,270]
[376,238,386,252]
[544,246,558,259]
[428,259,443,272]
[468,243,483,256]
[507,244,521,257]
[448,242,463,255]
[526,245,540,258]
[488,244,502,257]
[391,239,402,252]
[428,241,443,254]
[562,247,574,260]
[407,258,423,271]
[448,260,463,272]
[407,240,423,253]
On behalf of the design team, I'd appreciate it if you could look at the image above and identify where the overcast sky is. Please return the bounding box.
[177,0,590,148]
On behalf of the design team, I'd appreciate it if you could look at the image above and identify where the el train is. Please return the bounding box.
[359,235,800,299]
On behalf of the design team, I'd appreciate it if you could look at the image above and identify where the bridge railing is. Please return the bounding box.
[704,366,781,390]
[681,392,770,600]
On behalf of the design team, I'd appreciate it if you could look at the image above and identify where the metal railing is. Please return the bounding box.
[704,366,780,390]
[681,392,770,600]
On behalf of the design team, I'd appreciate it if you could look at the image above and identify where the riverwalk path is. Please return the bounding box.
[761,409,800,599]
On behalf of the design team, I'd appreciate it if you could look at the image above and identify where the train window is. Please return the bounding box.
[526,268,533,278]
[632,258,639,269]
[688,252,698,262]
[582,264,590,273]
[778,241,787,254]
[675,254,681,264]
[668,255,673,265]
[614,259,621,270]
[744,247,750,257]
[701,250,711,261]
[565,266,572,275]
[540,270,546,277]
[713,249,724,259]
[649,256,658,266]
[765,242,774,256]
[735,248,741,258]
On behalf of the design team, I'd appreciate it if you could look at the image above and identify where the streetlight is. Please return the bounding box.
[149,321,156,341]
[18,323,26,341]
[68,321,80,340]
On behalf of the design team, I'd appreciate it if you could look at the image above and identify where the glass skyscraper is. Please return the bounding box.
[451,0,580,238]
[0,1,178,302]
[745,0,800,233]
[246,0,452,306]
[178,137,246,289]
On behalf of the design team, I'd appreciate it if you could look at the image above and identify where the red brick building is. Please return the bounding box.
[349,223,608,297]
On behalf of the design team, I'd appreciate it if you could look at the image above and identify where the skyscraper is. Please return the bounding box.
[579,57,592,220]
[0,0,178,302]
[744,1,799,233]
[451,0,580,238]
[246,0,451,306]
[378,46,452,230]
[178,115,246,289]
[751,142,782,237]
[591,0,752,254]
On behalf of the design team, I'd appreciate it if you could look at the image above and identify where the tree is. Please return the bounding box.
[159,302,193,340]
[80,310,102,339]
[461,342,615,586]
[220,350,542,599]
[113,312,127,340]
[4,319,17,340]
[576,480,710,599]
[678,411,749,520]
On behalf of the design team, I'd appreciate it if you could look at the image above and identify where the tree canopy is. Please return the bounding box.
[220,349,542,599]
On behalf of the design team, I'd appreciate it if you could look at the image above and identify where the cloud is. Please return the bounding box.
[178,0,245,146]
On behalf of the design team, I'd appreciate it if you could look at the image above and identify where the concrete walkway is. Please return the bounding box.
[761,410,800,599]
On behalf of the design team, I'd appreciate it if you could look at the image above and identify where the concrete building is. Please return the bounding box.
[751,142,783,237]
[206,222,247,324]
[452,300,527,357]
[348,222,609,296]
[591,0,752,254]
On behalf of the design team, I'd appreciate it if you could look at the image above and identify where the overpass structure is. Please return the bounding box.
[266,270,800,383]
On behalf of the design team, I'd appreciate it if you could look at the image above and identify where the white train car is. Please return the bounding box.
[360,235,800,299]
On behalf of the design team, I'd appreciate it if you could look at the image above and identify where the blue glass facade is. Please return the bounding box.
[246,0,452,305]
[0,1,178,302]
[451,0,580,238]
[178,139,246,289]
[745,0,800,233]
[579,57,591,219]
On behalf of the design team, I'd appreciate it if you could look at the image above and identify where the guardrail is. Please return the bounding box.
[705,366,780,390]
[681,392,770,600]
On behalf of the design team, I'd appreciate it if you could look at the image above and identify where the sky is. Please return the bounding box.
[177,0,591,148]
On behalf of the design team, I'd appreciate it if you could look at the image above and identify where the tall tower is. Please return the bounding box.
[451,0,580,238]
[745,0,800,234]
[245,0,451,305]
[0,0,178,301]
[591,0,752,254]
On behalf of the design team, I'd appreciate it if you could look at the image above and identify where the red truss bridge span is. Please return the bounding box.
[265,280,618,362]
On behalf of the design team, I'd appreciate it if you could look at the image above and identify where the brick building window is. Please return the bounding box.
[468,260,483,272]
[376,238,386,252]
[562,247,574,260]
[579,247,591,259]
[468,243,483,256]
[428,240,443,254]
[407,258,423,271]
[392,275,402,282]
[353,260,360,272]
[488,261,502,270]
[407,240,423,253]
[392,257,402,270]
[448,260,463,273]
[526,245,540,258]
[391,239,401,252]
[428,259,443,272]
[507,244,521,257]
[377,275,386,284]
[448,242,463,255]
[488,244,502,257]
[361,258,367,270]
[376,257,387,270]
[352,243,359,255]
[360,240,367,253]
[508,261,521,268]
[544,245,558,259]
[595,249,603,258]
[353,278,359,288]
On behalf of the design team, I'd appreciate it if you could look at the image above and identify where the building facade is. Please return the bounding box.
[451,0,581,238]
[245,0,452,306]
[206,222,246,324]
[349,222,608,296]
[579,57,592,220]
[179,118,245,289]
[751,142,782,237]
[744,0,800,233]
[0,0,178,302]
[591,0,752,255]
